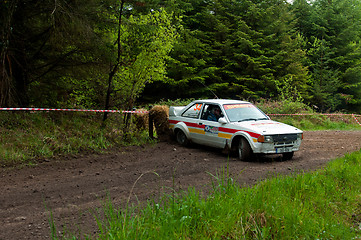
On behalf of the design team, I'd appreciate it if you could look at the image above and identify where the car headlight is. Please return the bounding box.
[297,133,303,140]
[257,135,273,143]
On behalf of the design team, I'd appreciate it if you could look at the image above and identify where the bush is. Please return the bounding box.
[256,99,313,114]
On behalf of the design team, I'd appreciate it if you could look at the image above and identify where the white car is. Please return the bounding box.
[169,99,303,161]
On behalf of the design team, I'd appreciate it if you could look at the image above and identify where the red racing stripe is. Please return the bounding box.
[169,120,205,129]
[169,120,179,124]
[185,122,205,129]
[219,127,260,138]
[169,120,260,138]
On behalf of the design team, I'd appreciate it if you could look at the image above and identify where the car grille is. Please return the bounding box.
[272,134,298,144]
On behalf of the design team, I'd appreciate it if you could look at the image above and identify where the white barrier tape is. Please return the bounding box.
[353,114,361,126]
[268,113,361,126]
[268,113,361,117]
[122,110,149,114]
[0,108,149,114]
[1,108,359,125]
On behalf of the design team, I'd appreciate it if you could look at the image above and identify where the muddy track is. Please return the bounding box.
[1,130,361,239]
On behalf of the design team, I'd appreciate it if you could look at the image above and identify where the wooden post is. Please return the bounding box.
[148,111,154,139]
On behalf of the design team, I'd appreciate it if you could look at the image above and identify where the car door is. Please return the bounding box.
[179,102,206,144]
[197,104,227,148]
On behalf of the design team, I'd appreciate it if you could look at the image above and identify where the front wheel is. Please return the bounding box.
[176,130,189,146]
[238,138,253,161]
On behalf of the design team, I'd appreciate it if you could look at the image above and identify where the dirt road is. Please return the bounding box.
[1,131,361,239]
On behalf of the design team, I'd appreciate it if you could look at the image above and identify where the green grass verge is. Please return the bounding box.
[70,151,361,239]
[256,99,361,131]
[0,111,153,167]
[270,114,360,131]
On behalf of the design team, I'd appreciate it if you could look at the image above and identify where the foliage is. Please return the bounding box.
[143,0,361,112]
[291,0,361,111]
[2,0,361,113]
[111,9,179,111]
[155,98,196,107]
[256,99,312,115]
[0,0,116,107]
[149,0,309,102]
[306,38,342,111]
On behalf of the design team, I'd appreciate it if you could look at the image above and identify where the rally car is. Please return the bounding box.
[169,99,303,161]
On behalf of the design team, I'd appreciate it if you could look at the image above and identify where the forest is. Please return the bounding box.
[1,0,361,114]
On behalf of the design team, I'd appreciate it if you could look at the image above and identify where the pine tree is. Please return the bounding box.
[292,0,361,111]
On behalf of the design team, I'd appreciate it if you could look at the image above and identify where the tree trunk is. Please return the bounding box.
[103,0,125,122]
[0,1,16,107]
[0,0,29,107]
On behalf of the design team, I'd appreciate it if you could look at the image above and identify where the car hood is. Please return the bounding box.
[231,120,302,135]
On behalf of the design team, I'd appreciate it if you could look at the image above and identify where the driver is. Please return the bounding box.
[207,106,221,121]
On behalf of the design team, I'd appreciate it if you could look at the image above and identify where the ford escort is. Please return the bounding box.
[169,99,303,161]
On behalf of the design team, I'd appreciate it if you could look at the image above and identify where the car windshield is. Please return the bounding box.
[223,104,268,122]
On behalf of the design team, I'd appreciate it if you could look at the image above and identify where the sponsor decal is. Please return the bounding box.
[205,125,219,134]
[223,104,254,110]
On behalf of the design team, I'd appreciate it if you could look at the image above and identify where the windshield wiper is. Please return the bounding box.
[238,118,257,122]
[257,117,269,121]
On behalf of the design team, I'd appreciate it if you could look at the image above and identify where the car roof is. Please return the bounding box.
[194,99,251,105]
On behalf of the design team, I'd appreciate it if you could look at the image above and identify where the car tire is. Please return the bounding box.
[283,152,294,160]
[176,130,189,147]
[238,138,252,161]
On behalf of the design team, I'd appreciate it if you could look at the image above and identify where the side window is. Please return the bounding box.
[201,105,211,120]
[201,104,224,121]
[181,103,203,118]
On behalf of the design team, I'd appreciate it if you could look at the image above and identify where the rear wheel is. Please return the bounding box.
[238,138,253,161]
[282,152,294,160]
[176,130,189,146]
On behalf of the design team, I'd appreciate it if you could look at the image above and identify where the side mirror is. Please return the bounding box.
[218,117,227,124]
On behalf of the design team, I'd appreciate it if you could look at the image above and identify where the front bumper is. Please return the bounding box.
[252,139,302,154]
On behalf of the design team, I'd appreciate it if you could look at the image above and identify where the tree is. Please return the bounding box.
[101,6,178,127]
[160,0,309,101]
[292,0,361,111]
[1,0,28,106]
[114,9,178,111]
[307,38,341,110]
[0,0,118,107]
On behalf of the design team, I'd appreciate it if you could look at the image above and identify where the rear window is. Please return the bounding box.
[181,103,203,118]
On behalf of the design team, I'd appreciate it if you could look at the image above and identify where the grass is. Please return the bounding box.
[256,99,361,131]
[66,151,361,239]
[0,111,154,167]
[270,114,361,131]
